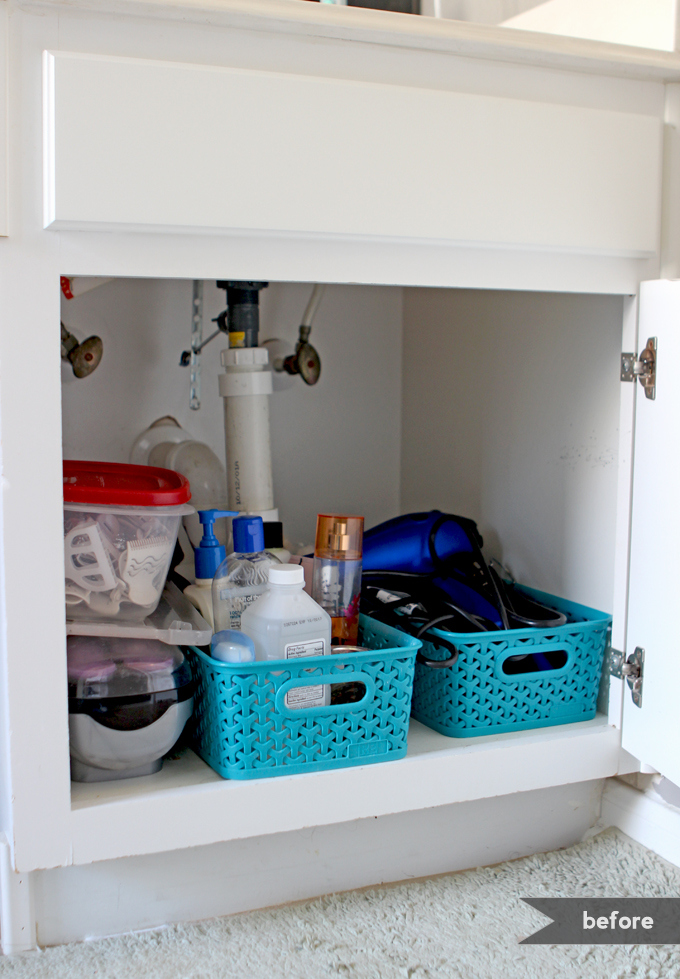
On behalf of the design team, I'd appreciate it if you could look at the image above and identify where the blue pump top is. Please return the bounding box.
[195,509,239,580]
[233,515,265,554]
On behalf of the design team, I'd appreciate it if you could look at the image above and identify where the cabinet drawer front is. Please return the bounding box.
[44,51,661,256]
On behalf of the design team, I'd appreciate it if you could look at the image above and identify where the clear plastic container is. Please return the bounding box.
[64,461,194,623]
[212,516,280,631]
[66,581,212,647]
[241,564,332,709]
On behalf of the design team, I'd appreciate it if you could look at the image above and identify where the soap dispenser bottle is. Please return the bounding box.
[184,509,238,628]
[212,515,281,632]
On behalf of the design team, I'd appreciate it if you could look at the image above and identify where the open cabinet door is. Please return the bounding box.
[621,279,680,780]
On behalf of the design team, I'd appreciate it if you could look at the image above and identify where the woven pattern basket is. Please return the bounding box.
[187,615,420,779]
[410,586,610,738]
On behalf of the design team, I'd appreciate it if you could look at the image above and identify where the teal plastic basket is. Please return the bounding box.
[187,615,421,780]
[410,586,611,738]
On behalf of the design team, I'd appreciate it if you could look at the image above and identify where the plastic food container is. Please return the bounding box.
[66,582,212,647]
[64,461,193,623]
[67,635,194,782]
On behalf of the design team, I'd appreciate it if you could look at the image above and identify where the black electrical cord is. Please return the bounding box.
[489,565,567,629]
[428,513,511,630]
[361,582,460,665]
[426,513,566,630]
[361,511,568,676]
[361,572,493,632]
[361,515,569,675]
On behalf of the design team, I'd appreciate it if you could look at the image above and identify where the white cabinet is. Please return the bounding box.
[2,0,680,946]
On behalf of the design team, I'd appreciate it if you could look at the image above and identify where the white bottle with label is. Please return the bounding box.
[241,564,332,710]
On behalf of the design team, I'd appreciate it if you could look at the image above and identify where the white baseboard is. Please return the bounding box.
[32,780,603,947]
[600,778,680,869]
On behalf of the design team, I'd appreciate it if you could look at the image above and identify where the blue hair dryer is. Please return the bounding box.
[363,510,504,628]
[362,511,566,650]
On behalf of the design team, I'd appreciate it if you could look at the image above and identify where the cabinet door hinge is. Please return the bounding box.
[621,337,656,400]
[610,647,644,708]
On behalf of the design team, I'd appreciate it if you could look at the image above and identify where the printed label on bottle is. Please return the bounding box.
[218,585,267,630]
[225,594,260,630]
[284,639,326,709]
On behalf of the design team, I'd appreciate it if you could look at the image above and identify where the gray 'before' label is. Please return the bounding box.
[285,638,326,708]
[520,898,680,944]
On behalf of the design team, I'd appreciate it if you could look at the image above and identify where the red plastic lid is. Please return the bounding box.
[63,461,191,507]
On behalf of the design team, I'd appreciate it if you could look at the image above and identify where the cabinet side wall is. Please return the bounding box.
[401,288,622,611]
[60,280,403,547]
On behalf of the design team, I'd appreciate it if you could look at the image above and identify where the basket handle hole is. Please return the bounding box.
[502,649,567,675]
[330,682,366,705]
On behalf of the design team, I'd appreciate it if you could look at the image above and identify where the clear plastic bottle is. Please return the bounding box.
[312,514,364,646]
[241,564,332,709]
[212,516,280,632]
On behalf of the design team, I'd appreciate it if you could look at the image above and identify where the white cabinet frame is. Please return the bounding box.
[2,0,680,877]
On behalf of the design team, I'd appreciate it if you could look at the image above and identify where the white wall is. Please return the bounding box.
[420,0,546,24]
[60,279,403,548]
[33,779,602,946]
[401,288,623,612]
[502,0,677,53]
[62,281,622,605]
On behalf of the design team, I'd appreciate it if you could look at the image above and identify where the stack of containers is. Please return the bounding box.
[63,461,204,782]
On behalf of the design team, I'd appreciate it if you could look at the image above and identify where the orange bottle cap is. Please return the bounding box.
[314,514,364,560]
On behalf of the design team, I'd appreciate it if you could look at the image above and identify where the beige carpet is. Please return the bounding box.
[2,828,680,978]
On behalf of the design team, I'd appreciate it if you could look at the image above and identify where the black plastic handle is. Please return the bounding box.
[416,649,458,669]
[415,617,459,669]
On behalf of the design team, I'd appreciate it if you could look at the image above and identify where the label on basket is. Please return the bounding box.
[347,740,388,759]
[284,638,326,709]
